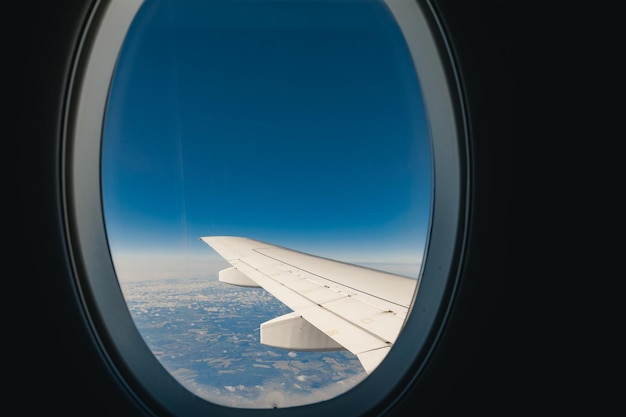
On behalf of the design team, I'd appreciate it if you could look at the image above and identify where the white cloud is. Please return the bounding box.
[168,365,368,409]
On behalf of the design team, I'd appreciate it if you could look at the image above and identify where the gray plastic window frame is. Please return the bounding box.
[63,0,467,415]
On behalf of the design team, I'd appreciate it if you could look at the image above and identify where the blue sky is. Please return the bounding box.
[102,0,431,281]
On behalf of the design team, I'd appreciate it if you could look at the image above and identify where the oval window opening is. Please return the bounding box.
[71,0,466,412]
[66,0,467,414]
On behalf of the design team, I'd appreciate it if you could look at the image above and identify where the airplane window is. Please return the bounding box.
[66,0,465,415]
[101,0,429,408]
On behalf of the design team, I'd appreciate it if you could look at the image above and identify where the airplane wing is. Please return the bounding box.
[200,236,418,374]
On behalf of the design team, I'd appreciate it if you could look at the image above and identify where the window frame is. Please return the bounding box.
[63,0,468,415]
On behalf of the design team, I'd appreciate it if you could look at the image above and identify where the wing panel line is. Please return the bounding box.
[253,248,411,310]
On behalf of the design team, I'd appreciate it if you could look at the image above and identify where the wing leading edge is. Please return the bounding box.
[200,236,417,374]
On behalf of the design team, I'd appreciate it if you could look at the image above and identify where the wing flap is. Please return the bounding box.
[321,297,406,344]
[294,305,391,354]
[357,348,392,375]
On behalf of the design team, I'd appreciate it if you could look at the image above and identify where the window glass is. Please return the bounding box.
[102,0,431,408]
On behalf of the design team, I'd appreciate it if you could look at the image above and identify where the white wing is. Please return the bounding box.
[201,236,417,374]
